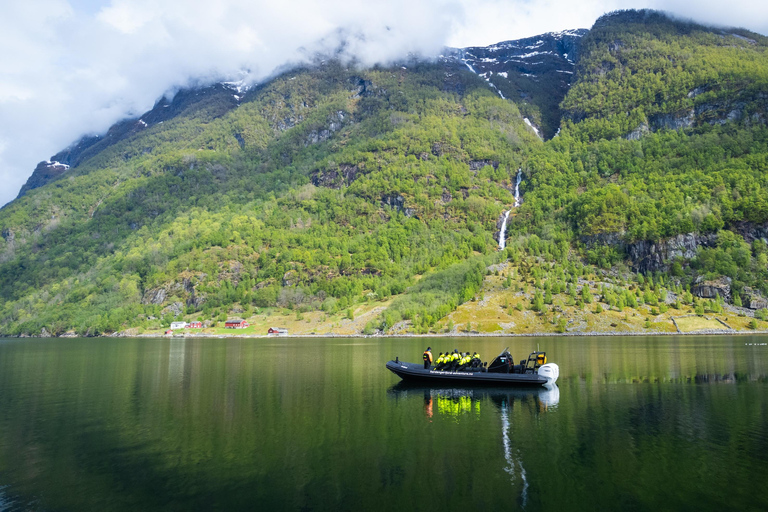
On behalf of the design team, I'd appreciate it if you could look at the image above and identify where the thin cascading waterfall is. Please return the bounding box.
[498,210,511,250]
[498,169,523,250]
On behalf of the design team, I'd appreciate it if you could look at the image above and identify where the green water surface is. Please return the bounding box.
[0,336,766,511]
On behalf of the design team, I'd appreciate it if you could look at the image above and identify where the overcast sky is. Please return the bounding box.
[0,0,766,207]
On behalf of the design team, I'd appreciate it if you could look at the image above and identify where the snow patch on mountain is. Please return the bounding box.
[222,79,251,94]
[45,160,70,169]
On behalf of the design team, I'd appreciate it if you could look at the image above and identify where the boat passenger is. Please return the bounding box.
[455,352,467,371]
[471,352,482,368]
[434,352,446,370]
[450,349,461,370]
[423,347,433,369]
[444,350,454,370]
[458,352,472,371]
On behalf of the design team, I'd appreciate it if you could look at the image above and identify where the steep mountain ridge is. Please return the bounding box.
[16,83,246,199]
[14,31,588,200]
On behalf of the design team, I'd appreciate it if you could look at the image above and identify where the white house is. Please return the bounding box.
[170,321,187,330]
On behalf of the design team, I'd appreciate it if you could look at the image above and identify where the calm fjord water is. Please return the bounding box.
[0,336,766,512]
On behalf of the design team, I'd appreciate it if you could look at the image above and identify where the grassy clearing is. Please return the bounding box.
[674,316,728,332]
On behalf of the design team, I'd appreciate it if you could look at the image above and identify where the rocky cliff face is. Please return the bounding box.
[632,92,768,139]
[582,231,719,273]
[311,164,359,189]
[589,224,768,274]
[583,227,768,307]
[692,276,732,301]
[627,233,718,273]
[445,29,586,78]
[732,221,768,243]
[743,287,768,310]
[441,29,588,139]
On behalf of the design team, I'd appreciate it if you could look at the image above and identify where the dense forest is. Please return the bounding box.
[1,10,767,336]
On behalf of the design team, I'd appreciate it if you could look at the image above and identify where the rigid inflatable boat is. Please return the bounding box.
[386,348,559,387]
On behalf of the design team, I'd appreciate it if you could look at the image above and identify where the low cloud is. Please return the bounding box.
[0,0,765,207]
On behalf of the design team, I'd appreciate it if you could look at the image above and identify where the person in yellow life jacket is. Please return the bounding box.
[423,347,433,369]
[434,352,447,370]
[471,352,482,368]
[458,352,472,371]
[450,349,461,370]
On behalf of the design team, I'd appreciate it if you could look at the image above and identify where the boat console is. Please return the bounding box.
[488,348,559,383]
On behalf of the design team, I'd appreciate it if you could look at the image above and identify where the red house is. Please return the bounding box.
[188,321,202,328]
[225,319,249,329]
[268,327,288,335]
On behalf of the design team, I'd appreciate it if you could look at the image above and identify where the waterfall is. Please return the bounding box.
[498,169,523,250]
[498,210,511,250]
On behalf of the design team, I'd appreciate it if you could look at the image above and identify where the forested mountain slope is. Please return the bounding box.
[512,11,768,289]
[1,9,768,336]
[562,10,768,139]
[0,60,539,335]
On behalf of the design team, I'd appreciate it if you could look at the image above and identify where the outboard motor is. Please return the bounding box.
[487,348,513,373]
[538,363,559,385]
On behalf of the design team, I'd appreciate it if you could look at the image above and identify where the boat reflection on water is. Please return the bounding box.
[387,381,560,419]
[388,382,559,507]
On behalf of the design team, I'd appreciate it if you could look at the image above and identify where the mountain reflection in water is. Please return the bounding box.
[0,335,766,512]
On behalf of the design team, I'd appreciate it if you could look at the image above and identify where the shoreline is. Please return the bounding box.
[5,329,768,339]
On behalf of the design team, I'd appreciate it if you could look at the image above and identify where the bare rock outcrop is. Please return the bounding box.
[161,302,184,317]
[468,160,499,172]
[310,164,359,189]
[742,287,768,310]
[692,276,731,301]
[142,288,167,305]
[304,111,347,146]
[627,233,717,273]
[381,194,416,217]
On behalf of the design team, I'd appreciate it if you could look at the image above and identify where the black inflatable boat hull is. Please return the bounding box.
[386,360,550,386]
